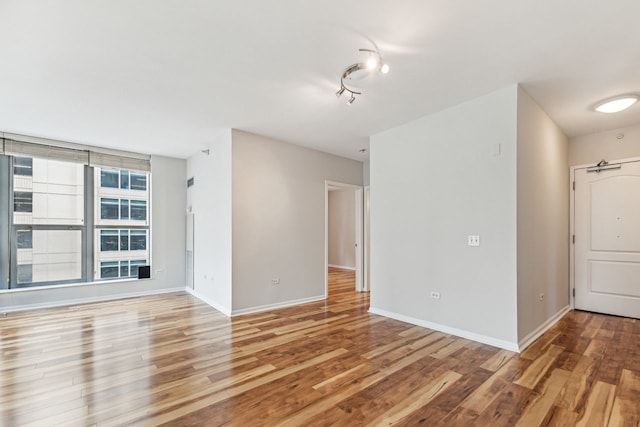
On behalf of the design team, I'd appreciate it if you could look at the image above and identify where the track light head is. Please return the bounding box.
[347,94,356,105]
[336,87,345,98]
[366,56,379,70]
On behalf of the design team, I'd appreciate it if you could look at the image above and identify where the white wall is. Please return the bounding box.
[370,86,519,349]
[0,155,187,311]
[569,123,640,166]
[328,189,356,269]
[185,130,233,315]
[516,87,569,346]
[231,130,362,313]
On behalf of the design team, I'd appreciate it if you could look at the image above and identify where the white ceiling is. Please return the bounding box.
[1,1,639,161]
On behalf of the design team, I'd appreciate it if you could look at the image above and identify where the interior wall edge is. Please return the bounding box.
[368,306,520,352]
[517,305,571,352]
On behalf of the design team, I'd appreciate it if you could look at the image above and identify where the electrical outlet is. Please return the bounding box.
[468,235,480,246]
[271,277,280,285]
[539,292,544,301]
[430,291,441,299]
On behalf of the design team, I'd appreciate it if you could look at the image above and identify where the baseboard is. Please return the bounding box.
[1,287,185,314]
[231,295,326,317]
[368,306,520,352]
[185,287,232,317]
[328,264,356,271]
[518,305,570,351]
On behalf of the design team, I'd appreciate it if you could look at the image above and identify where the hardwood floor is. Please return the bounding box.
[1,268,640,426]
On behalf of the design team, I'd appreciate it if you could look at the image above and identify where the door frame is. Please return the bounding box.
[569,155,640,311]
[324,180,364,297]
[363,185,370,292]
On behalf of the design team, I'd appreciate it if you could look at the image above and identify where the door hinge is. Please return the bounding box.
[572,235,575,244]
[572,181,575,191]
[572,288,575,297]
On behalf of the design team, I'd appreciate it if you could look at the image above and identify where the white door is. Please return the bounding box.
[355,188,363,292]
[574,160,640,318]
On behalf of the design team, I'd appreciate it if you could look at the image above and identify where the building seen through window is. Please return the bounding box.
[0,151,151,289]
[10,157,84,286]
[94,166,150,280]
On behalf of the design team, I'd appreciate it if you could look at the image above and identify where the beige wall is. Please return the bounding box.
[231,130,362,313]
[328,189,356,269]
[370,86,519,349]
[569,123,640,166]
[516,87,569,346]
[363,159,370,186]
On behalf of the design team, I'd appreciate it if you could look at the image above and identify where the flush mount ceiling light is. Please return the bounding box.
[336,48,389,105]
[594,94,639,113]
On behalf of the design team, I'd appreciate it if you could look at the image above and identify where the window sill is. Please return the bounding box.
[0,277,153,293]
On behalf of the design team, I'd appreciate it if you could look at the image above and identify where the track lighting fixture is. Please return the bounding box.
[336,47,389,105]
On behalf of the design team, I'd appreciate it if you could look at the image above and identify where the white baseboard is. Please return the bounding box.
[328,264,356,271]
[231,295,326,317]
[185,287,232,317]
[368,306,520,352]
[1,287,185,314]
[518,305,570,351]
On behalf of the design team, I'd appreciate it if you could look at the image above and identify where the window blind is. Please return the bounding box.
[4,139,89,164]
[1,132,151,172]
[89,152,151,172]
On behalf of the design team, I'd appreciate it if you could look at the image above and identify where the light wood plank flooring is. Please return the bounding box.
[1,268,640,426]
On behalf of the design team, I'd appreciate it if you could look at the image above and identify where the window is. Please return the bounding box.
[98,259,147,279]
[98,229,147,252]
[14,192,33,213]
[101,169,119,188]
[130,200,146,221]
[120,170,130,189]
[130,230,146,250]
[0,147,151,289]
[14,157,33,176]
[130,173,147,191]
[120,199,129,220]
[100,198,146,221]
[17,230,33,249]
[120,260,130,277]
[17,264,33,284]
[94,166,150,282]
[100,168,146,191]
[100,261,119,279]
[100,198,119,219]
[100,230,119,251]
[120,230,129,250]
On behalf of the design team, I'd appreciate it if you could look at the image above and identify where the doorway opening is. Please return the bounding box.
[324,181,366,297]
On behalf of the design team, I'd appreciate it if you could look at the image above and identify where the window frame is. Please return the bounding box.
[0,155,152,290]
